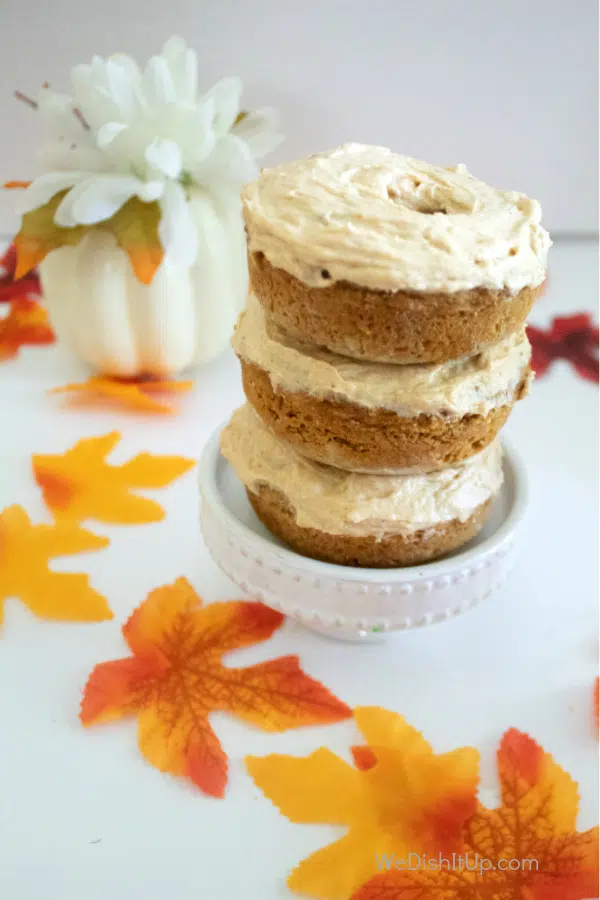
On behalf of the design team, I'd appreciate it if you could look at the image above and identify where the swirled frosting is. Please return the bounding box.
[233,296,531,417]
[221,404,503,537]
[243,144,550,294]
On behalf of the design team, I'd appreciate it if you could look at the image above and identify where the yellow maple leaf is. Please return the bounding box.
[0,504,111,625]
[14,191,163,285]
[352,728,599,900]
[246,707,480,900]
[49,375,193,415]
[32,432,195,526]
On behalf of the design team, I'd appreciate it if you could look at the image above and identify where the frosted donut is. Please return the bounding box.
[243,144,550,363]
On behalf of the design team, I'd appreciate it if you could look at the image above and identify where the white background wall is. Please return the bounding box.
[0,0,597,236]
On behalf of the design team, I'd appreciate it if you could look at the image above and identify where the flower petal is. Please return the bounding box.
[204,77,243,136]
[54,175,155,226]
[37,89,90,143]
[146,139,182,179]
[161,35,186,63]
[233,107,284,157]
[71,62,122,131]
[105,58,142,119]
[109,53,143,85]
[194,133,257,190]
[137,180,165,202]
[38,143,109,173]
[16,172,88,214]
[97,122,128,148]
[143,56,176,106]
[178,99,216,169]
[162,36,198,104]
[159,180,198,266]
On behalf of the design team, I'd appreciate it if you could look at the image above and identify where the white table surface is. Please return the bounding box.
[0,240,598,900]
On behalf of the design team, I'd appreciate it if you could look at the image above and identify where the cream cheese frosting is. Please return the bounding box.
[233,295,531,418]
[221,404,504,537]
[243,144,550,294]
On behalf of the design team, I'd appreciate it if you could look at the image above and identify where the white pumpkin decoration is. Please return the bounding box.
[40,193,248,376]
[14,37,282,377]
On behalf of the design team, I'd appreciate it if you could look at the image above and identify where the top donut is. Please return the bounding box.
[243,143,550,294]
[243,145,550,364]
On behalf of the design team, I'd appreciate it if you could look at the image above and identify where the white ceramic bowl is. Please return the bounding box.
[199,428,528,641]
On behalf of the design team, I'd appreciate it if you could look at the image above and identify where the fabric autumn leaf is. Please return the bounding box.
[13,190,163,285]
[49,374,194,414]
[0,297,55,361]
[527,314,599,384]
[33,431,194,525]
[247,707,480,900]
[13,189,86,279]
[0,504,111,625]
[80,577,351,797]
[0,242,41,302]
[352,728,599,900]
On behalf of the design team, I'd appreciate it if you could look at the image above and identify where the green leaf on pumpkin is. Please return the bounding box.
[106,197,163,285]
[14,192,164,285]
[14,191,87,279]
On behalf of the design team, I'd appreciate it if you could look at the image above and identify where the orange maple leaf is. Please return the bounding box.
[80,577,351,797]
[49,375,194,415]
[33,432,194,526]
[352,728,599,900]
[0,504,111,625]
[246,707,480,899]
[0,297,55,361]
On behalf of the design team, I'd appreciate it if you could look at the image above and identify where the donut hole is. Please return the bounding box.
[387,177,422,201]
[389,174,472,215]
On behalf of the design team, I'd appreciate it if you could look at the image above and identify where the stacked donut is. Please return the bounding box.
[221,144,550,567]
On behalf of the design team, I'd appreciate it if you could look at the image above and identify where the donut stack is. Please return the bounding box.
[221,144,550,568]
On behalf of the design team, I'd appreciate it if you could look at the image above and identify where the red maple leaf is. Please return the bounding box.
[527,314,599,384]
[0,243,41,302]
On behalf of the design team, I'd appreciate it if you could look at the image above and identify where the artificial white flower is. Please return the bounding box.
[18,36,283,267]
